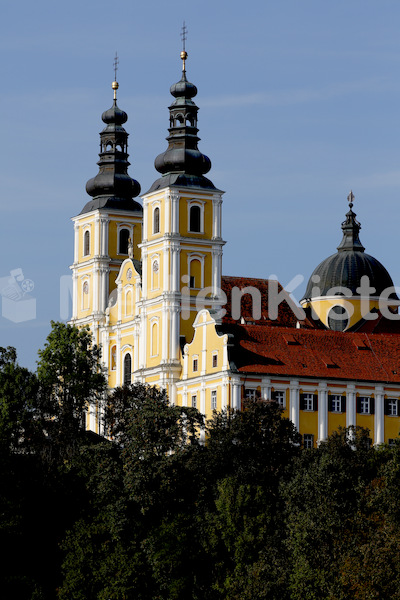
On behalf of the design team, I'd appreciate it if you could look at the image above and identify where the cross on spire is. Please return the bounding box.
[113,52,119,82]
[181,21,187,52]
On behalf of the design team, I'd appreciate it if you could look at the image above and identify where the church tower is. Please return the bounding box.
[70,69,142,351]
[137,48,225,401]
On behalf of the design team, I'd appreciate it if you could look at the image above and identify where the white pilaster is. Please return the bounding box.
[346,384,356,429]
[232,379,241,410]
[374,385,384,445]
[261,378,271,401]
[318,382,328,443]
[222,379,228,410]
[289,380,300,430]
[72,272,78,319]
[74,222,79,263]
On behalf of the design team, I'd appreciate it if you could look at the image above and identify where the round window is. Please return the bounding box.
[328,305,349,331]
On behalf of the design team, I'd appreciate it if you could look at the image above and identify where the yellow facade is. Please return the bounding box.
[303,297,397,331]
[70,69,400,449]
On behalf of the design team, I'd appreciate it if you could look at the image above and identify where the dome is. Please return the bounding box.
[302,250,396,300]
[101,101,128,126]
[301,192,397,302]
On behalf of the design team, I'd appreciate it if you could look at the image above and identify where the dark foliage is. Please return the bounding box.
[1,328,400,599]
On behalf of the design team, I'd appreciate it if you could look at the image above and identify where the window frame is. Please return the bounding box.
[123,352,132,386]
[302,393,315,411]
[83,229,90,257]
[359,396,370,415]
[244,388,257,401]
[272,390,285,408]
[187,200,204,234]
[331,394,342,413]
[153,206,160,234]
[387,398,398,416]
[118,226,131,255]
[327,304,349,332]
[211,389,217,411]
[303,434,314,449]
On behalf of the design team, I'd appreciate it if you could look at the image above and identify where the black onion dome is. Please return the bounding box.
[81,83,141,215]
[146,53,217,194]
[302,193,397,301]
[170,72,197,99]
[101,101,128,125]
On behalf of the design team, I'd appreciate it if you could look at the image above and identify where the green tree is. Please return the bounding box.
[283,426,377,600]
[36,321,106,462]
[0,345,37,452]
[338,440,400,599]
[60,383,207,600]
[203,399,301,600]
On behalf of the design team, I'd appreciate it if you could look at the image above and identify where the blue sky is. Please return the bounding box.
[1,0,400,369]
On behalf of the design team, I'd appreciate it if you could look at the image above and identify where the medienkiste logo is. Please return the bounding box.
[0,268,36,323]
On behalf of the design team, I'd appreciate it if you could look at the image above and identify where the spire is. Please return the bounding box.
[147,28,216,193]
[81,58,141,214]
[336,190,365,252]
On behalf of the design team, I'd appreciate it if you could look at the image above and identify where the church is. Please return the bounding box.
[69,49,400,447]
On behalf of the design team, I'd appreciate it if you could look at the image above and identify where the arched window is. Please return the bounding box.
[110,345,116,371]
[151,258,160,290]
[189,259,202,289]
[83,230,90,256]
[119,228,130,254]
[125,290,132,316]
[328,305,349,332]
[123,353,132,386]
[82,280,89,310]
[189,205,201,232]
[153,207,160,234]
[151,321,159,356]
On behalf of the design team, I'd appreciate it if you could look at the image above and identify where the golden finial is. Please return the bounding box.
[180,22,188,71]
[112,52,119,100]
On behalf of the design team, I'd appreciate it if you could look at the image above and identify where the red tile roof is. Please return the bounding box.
[221,274,400,384]
[221,275,300,328]
[225,324,400,384]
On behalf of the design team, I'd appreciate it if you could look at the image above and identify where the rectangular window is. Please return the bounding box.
[359,396,370,414]
[303,434,314,449]
[193,358,198,372]
[212,353,218,368]
[191,395,197,409]
[272,390,285,408]
[303,393,314,411]
[245,388,257,400]
[331,394,342,413]
[189,276,195,289]
[211,390,217,410]
[388,399,398,416]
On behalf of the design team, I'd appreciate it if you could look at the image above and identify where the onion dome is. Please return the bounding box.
[302,192,397,301]
[80,80,141,214]
[146,50,216,193]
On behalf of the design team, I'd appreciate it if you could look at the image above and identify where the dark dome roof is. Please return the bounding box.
[302,250,396,300]
[302,193,397,302]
